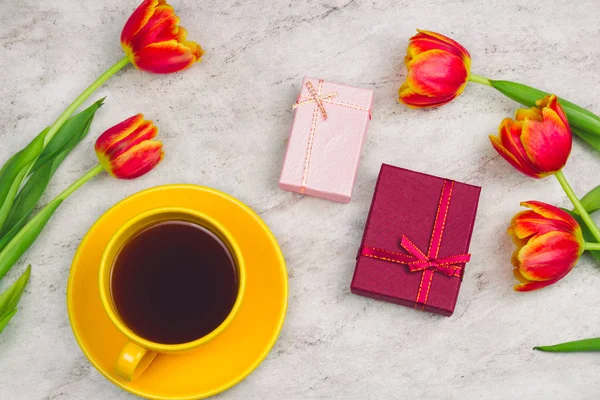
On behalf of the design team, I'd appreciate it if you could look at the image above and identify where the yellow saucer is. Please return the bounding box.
[67,185,287,399]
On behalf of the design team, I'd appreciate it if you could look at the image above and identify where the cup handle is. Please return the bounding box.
[115,341,157,381]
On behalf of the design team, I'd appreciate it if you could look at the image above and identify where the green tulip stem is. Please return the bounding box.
[555,170,600,243]
[43,57,130,147]
[468,74,492,87]
[55,164,105,202]
[21,163,104,229]
[584,242,600,250]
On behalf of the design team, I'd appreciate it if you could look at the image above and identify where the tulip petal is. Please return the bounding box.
[536,95,569,128]
[514,271,569,292]
[130,4,178,51]
[406,50,468,97]
[489,134,541,178]
[509,210,548,239]
[542,105,570,135]
[398,88,454,108]
[132,41,198,74]
[497,119,543,177]
[520,201,579,230]
[517,231,581,281]
[121,0,162,47]
[413,30,470,61]
[521,110,571,173]
[511,249,523,269]
[398,83,456,108]
[511,210,578,241]
[515,107,543,122]
[176,27,204,60]
[95,114,144,154]
[110,140,164,180]
[105,122,158,160]
[408,37,466,63]
[508,228,528,248]
[513,267,530,283]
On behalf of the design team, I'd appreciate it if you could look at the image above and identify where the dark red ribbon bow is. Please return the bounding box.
[358,180,471,307]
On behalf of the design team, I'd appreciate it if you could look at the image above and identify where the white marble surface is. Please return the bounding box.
[1,0,600,399]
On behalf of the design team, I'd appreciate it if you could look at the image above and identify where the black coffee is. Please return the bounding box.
[111,220,238,344]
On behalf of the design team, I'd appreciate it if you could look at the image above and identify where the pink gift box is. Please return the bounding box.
[279,77,374,203]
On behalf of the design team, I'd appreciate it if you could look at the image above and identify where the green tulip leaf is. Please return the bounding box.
[0,265,30,334]
[489,80,600,152]
[0,158,64,253]
[562,209,600,261]
[0,309,18,334]
[0,99,104,242]
[0,133,47,232]
[0,200,63,281]
[534,337,600,352]
[578,184,600,215]
[570,127,600,153]
[30,98,104,174]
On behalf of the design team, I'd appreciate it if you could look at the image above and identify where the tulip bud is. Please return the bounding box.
[489,95,572,178]
[510,201,583,291]
[398,30,471,108]
[121,0,203,74]
[95,114,164,179]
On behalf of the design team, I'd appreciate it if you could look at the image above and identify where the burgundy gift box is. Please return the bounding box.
[350,164,481,316]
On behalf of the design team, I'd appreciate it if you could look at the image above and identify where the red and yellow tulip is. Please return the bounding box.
[397,29,600,158]
[95,114,164,179]
[510,201,584,292]
[121,0,204,74]
[398,30,471,108]
[489,95,572,178]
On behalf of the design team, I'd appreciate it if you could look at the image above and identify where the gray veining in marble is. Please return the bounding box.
[1,0,600,399]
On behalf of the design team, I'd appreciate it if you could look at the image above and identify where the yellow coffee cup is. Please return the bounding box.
[98,207,246,381]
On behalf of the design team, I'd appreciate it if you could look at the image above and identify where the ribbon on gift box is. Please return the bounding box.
[358,180,471,309]
[292,79,372,193]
